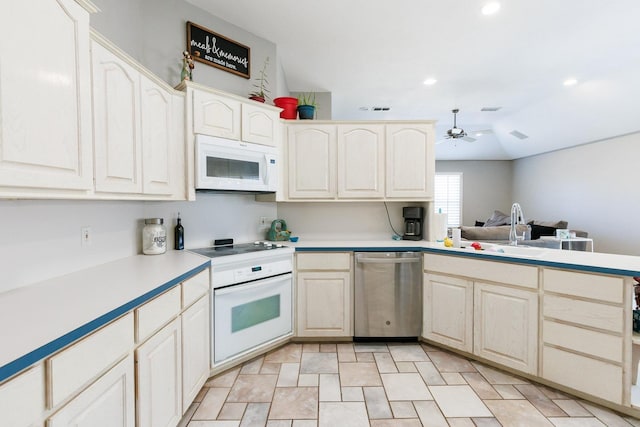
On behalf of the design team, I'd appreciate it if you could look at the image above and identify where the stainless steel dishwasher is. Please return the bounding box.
[354,252,422,338]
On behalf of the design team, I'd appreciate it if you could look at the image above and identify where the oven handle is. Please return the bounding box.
[214,272,292,296]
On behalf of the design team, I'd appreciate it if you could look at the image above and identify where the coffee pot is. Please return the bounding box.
[402,207,424,241]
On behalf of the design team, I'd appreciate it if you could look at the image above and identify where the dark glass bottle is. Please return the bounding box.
[174,213,184,250]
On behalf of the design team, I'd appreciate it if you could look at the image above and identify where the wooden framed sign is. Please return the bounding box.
[187,21,250,79]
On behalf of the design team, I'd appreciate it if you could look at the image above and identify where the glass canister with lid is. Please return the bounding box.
[142,218,167,255]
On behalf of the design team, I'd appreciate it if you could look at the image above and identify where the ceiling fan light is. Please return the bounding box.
[481,2,501,15]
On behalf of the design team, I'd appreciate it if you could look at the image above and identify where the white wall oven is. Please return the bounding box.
[195,134,278,193]
[190,241,293,366]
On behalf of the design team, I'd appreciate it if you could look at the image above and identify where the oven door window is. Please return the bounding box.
[231,294,280,332]
[214,273,292,364]
[206,156,259,181]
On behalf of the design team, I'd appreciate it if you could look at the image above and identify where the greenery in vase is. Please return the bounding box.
[250,56,270,100]
[297,92,316,107]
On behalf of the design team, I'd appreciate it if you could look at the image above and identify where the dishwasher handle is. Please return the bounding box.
[356,255,421,264]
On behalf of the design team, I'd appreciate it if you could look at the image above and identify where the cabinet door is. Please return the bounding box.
[337,125,385,198]
[242,103,279,146]
[474,282,538,374]
[48,356,135,427]
[0,364,45,427]
[140,75,173,196]
[385,124,434,199]
[92,41,142,194]
[0,0,93,192]
[193,90,241,140]
[423,274,473,352]
[288,125,337,199]
[181,296,210,411]
[297,271,352,337]
[136,318,182,427]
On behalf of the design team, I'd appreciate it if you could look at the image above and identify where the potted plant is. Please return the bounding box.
[297,92,316,119]
[249,57,270,103]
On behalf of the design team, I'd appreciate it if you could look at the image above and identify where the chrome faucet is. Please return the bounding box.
[509,202,526,245]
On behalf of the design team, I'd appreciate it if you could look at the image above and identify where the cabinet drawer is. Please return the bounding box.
[543,320,623,363]
[424,254,538,289]
[182,269,209,309]
[543,268,623,303]
[543,294,623,333]
[136,286,181,343]
[0,364,45,427]
[296,252,351,271]
[48,313,133,408]
[543,345,622,404]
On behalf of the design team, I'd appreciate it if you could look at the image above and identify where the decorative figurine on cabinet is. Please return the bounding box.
[181,50,195,81]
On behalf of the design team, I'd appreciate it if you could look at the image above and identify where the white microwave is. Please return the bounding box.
[195,134,278,193]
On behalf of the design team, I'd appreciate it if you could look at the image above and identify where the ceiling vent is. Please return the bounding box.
[372,107,391,111]
[510,130,529,140]
[481,107,502,112]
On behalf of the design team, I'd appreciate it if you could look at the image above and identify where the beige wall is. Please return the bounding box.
[436,160,514,226]
[513,131,640,255]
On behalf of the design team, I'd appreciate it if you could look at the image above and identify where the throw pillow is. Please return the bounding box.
[531,219,568,229]
[527,221,558,240]
[483,210,510,227]
[475,220,485,226]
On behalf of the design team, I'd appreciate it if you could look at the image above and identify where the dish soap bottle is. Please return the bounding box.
[174,213,184,250]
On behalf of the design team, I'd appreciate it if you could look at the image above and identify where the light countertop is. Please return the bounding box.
[0,251,210,382]
[288,239,640,276]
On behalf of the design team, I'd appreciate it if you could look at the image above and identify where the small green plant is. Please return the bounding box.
[249,56,270,100]
[297,92,316,107]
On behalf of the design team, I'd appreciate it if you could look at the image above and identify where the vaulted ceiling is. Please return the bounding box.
[187,0,640,160]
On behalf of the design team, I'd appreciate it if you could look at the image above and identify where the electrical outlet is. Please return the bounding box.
[81,226,92,247]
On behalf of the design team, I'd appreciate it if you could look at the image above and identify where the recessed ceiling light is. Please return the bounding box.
[358,106,369,111]
[481,106,502,112]
[423,78,437,85]
[563,78,578,86]
[481,2,501,15]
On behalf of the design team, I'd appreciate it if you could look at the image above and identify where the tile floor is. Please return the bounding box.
[179,342,640,427]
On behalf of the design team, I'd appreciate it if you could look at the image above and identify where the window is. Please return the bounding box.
[434,173,463,227]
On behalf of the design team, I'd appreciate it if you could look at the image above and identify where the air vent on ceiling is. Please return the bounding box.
[481,107,502,112]
[372,106,391,111]
[510,130,529,140]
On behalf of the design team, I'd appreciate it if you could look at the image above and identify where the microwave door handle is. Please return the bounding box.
[264,154,270,185]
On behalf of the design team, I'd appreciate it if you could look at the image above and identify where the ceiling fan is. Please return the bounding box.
[436,108,493,144]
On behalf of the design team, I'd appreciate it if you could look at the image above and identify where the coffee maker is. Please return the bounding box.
[402,207,424,241]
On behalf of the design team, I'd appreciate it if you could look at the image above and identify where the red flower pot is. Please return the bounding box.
[273,97,299,119]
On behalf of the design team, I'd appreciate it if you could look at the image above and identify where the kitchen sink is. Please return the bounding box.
[490,244,547,258]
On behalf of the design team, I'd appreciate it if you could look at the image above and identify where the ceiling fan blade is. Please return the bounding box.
[461,136,477,142]
[435,139,448,145]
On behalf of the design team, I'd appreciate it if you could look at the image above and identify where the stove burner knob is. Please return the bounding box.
[276,244,283,248]
[254,241,260,245]
[264,242,273,247]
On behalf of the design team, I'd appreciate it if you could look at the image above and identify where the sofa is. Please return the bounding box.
[458,210,589,250]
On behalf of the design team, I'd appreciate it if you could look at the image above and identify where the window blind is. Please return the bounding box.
[434,173,463,227]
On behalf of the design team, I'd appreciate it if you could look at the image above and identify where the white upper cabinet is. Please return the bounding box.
[0,0,95,195]
[337,125,385,198]
[91,35,185,199]
[242,102,280,147]
[92,40,142,194]
[193,90,241,140]
[385,124,434,199]
[288,124,337,199]
[284,121,435,201]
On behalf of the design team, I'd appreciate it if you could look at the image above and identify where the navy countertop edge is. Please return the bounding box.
[0,262,210,384]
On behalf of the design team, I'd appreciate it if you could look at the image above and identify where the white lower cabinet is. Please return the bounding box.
[296,252,353,337]
[181,296,210,410]
[136,317,183,427]
[541,268,629,405]
[474,282,538,375]
[0,364,45,427]
[423,273,473,353]
[48,355,135,427]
